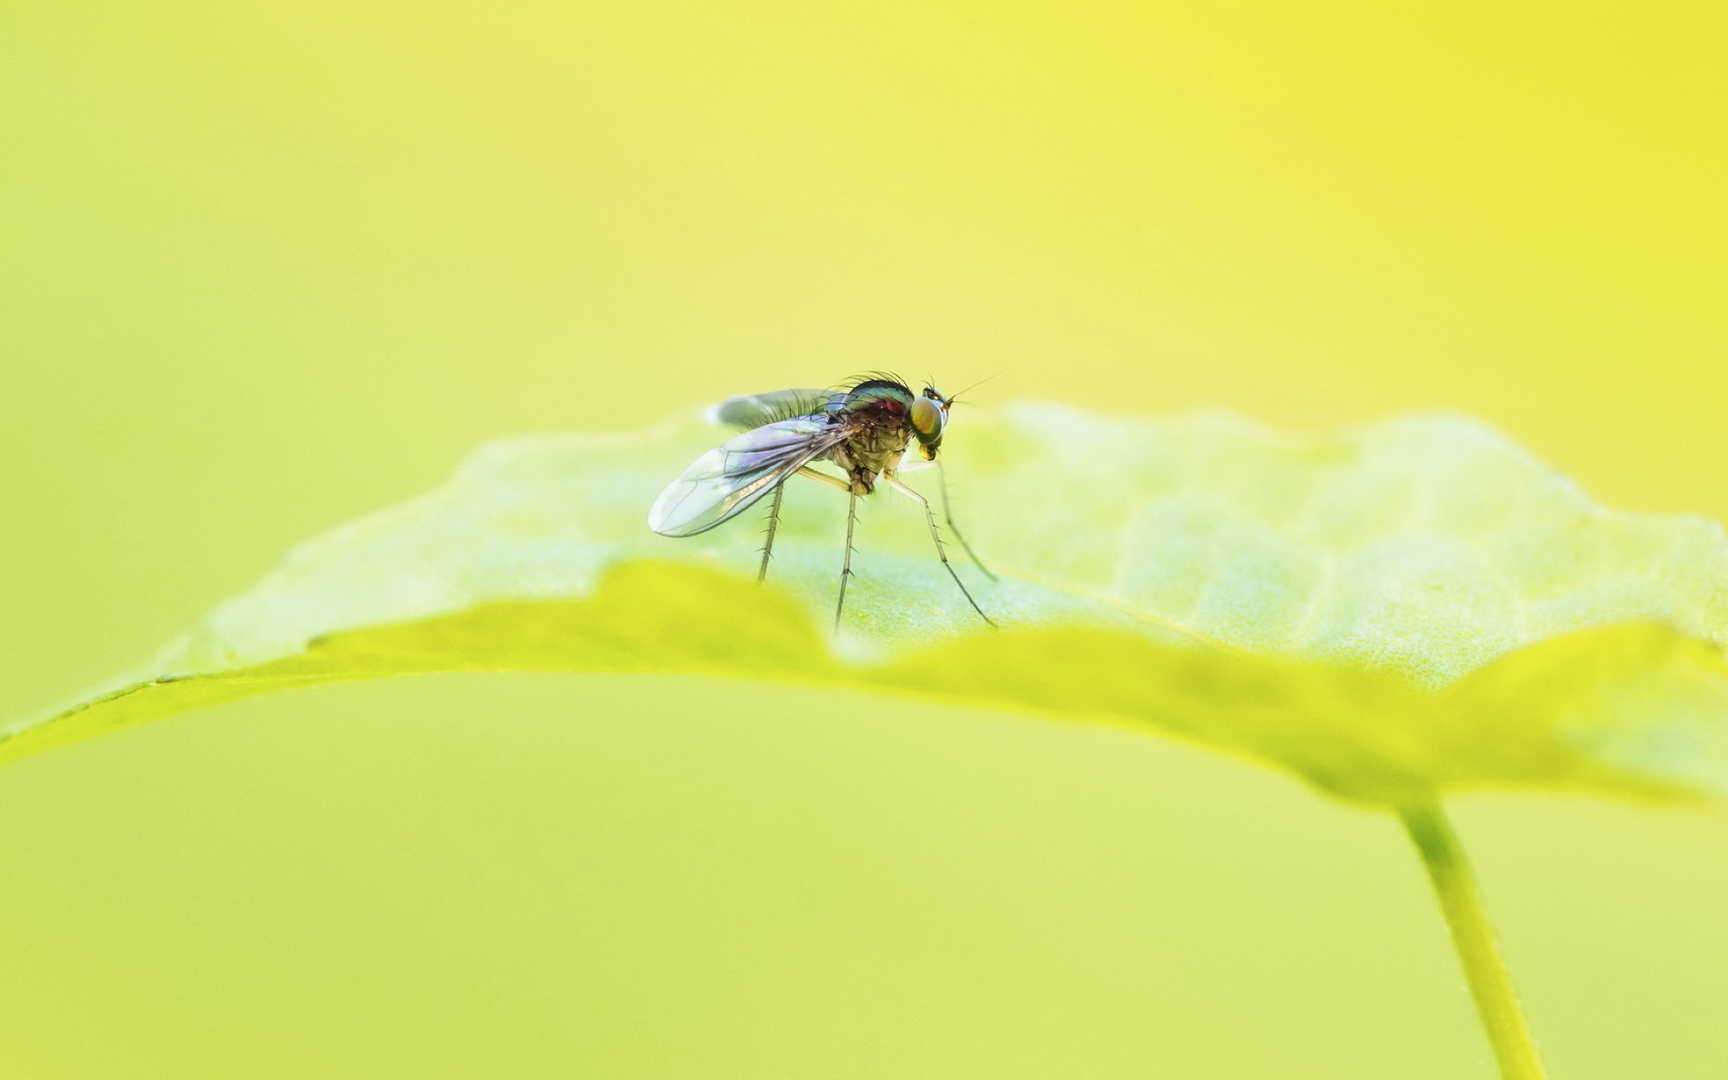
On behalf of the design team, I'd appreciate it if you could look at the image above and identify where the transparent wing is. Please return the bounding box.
[649,416,847,536]
[707,388,841,430]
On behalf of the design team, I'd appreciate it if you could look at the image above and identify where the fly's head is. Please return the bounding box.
[910,386,950,461]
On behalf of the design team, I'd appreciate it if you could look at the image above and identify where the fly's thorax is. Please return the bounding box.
[841,379,916,415]
[830,376,947,478]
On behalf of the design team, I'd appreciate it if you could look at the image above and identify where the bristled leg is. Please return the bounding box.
[936,459,997,582]
[884,475,996,628]
[787,466,870,634]
[757,483,784,583]
[835,493,858,632]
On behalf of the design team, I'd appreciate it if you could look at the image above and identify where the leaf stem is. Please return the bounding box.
[1399,801,1548,1080]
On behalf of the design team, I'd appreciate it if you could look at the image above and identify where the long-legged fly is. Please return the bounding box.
[648,375,996,630]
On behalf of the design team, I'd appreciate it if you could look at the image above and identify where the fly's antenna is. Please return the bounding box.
[944,374,998,407]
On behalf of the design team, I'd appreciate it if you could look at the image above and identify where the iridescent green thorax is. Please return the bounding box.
[819,377,955,490]
[827,379,915,494]
[841,379,916,414]
[836,378,949,459]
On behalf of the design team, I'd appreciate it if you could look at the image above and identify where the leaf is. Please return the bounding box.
[12,406,1728,807]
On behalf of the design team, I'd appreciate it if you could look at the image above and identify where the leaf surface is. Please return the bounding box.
[15,406,1728,806]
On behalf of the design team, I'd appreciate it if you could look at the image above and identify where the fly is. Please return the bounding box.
[648,375,997,631]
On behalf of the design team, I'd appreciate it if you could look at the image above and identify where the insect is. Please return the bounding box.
[648,375,997,630]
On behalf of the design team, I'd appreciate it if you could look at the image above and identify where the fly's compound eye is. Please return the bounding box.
[910,395,945,438]
[910,394,946,459]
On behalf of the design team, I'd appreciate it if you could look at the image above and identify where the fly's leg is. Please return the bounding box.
[794,465,851,493]
[836,493,858,633]
[790,466,863,632]
[936,459,997,582]
[883,475,997,629]
[757,483,784,583]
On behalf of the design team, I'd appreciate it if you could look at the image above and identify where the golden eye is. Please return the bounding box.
[910,396,943,437]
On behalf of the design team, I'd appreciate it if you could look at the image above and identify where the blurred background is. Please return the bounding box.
[3,1,1725,1076]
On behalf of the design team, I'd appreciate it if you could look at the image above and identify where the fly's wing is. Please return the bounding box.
[707,388,841,430]
[649,415,847,536]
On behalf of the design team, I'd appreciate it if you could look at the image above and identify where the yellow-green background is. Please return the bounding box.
[3,2,1724,1076]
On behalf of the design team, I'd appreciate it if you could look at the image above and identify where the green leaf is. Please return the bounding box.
[14,406,1728,807]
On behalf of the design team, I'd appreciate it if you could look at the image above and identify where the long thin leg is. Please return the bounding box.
[757,483,784,583]
[884,475,996,628]
[794,465,850,493]
[936,459,997,582]
[792,465,861,631]
[835,493,858,633]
